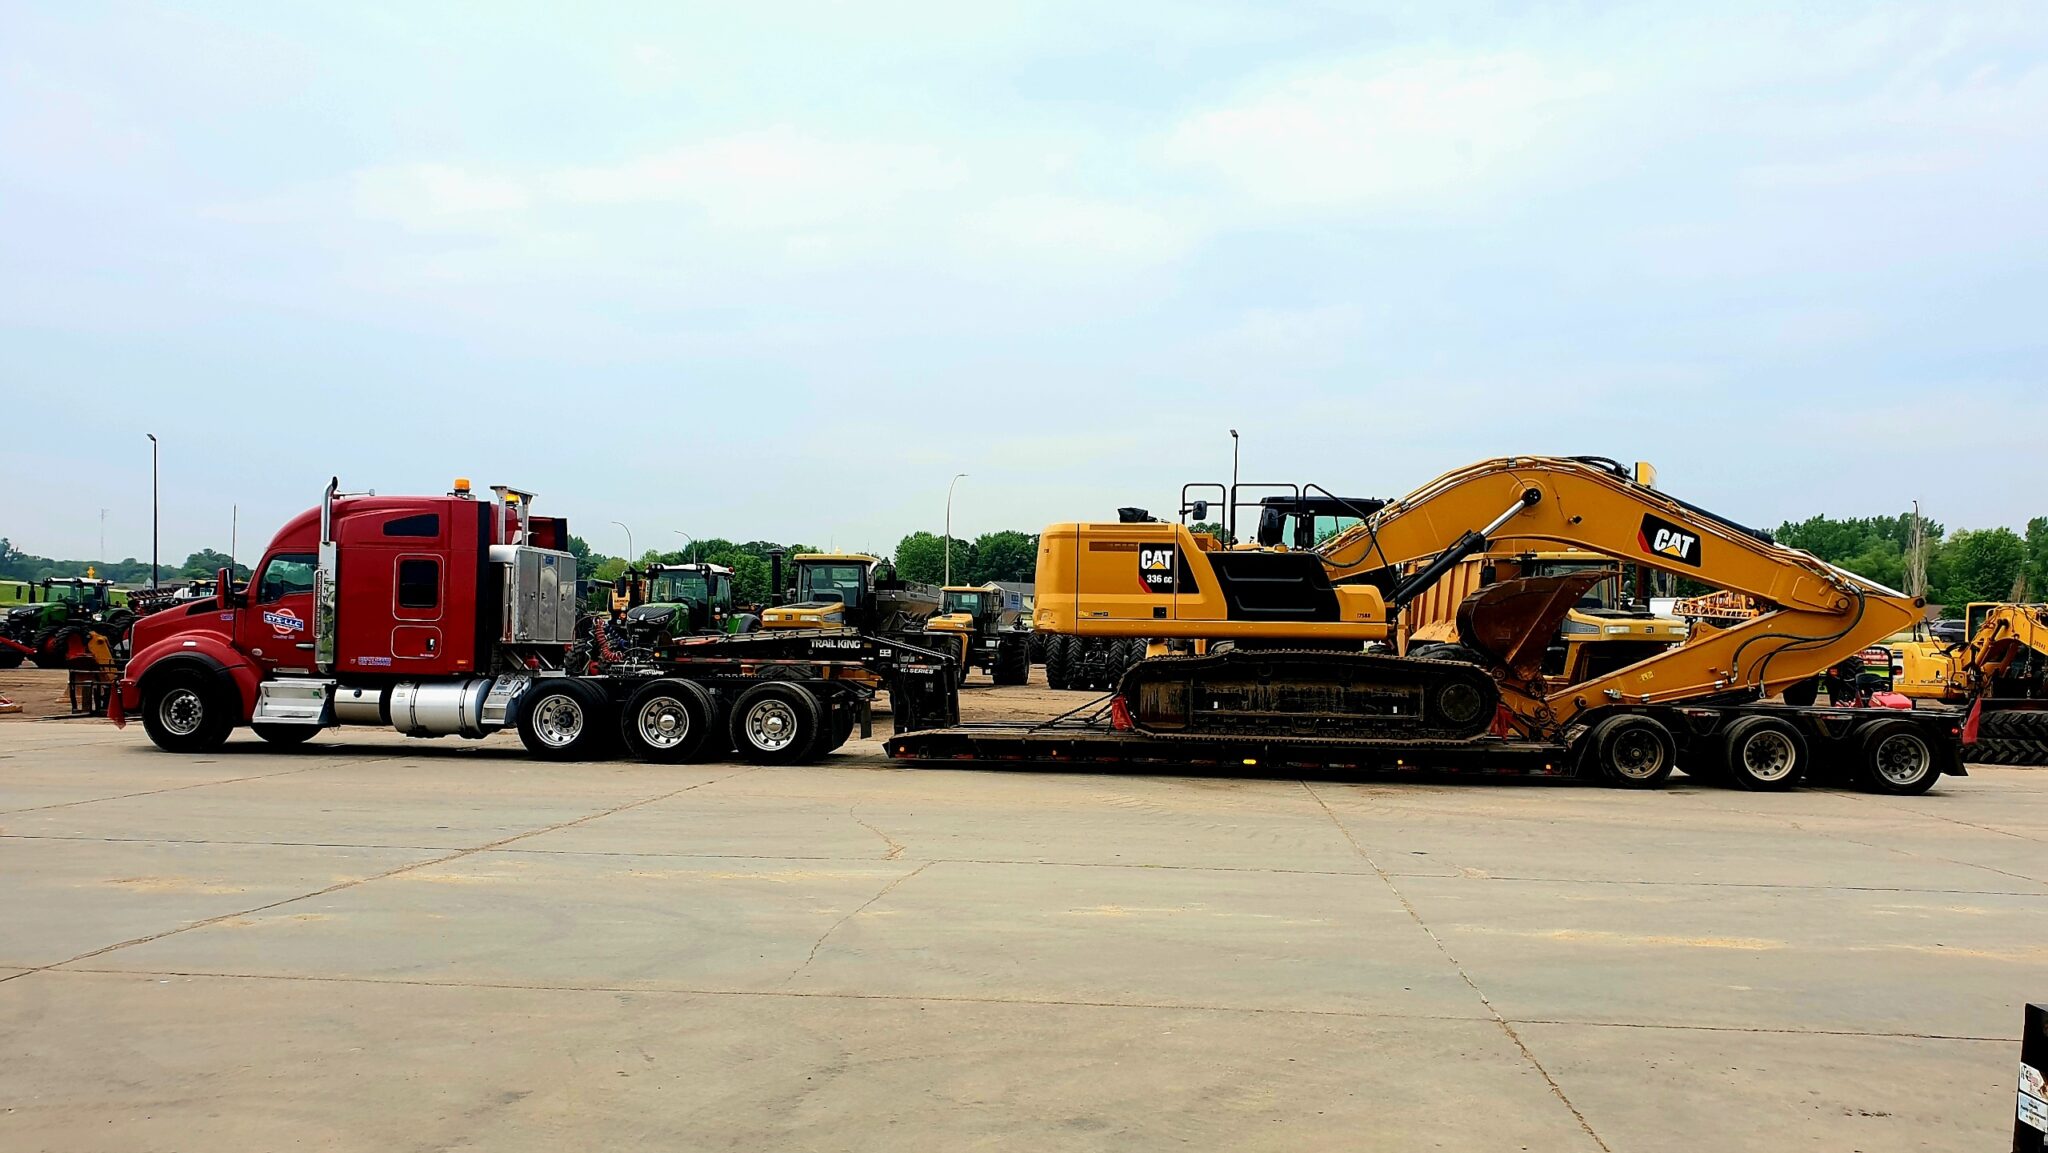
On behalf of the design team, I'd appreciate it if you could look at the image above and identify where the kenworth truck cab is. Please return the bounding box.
[118,478,578,752]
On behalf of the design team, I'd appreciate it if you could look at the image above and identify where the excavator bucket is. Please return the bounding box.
[1455,570,1618,682]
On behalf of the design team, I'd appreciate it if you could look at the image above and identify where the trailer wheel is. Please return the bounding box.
[1588,714,1675,788]
[620,678,715,763]
[251,724,320,748]
[1854,719,1945,795]
[730,682,824,765]
[1044,635,1073,690]
[1719,716,1807,791]
[140,667,234,753]
[516,679,609,761]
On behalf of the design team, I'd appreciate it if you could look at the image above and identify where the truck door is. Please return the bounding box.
[238,552,319,676]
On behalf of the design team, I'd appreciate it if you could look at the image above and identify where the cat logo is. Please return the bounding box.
[1138,546,1180,593]
[1637,513,1702,567]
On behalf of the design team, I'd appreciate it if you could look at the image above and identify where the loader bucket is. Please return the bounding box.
[1455,569,1618,681]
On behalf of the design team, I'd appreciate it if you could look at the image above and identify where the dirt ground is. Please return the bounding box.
[0,668,91,721]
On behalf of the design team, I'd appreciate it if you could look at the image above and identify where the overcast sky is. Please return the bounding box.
[4,1,2044,565]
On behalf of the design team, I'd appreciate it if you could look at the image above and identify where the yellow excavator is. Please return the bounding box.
[1887,602,2048,763]
[895,456,1961,794]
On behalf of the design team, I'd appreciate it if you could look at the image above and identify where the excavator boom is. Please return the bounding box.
[1313,457,1924,730]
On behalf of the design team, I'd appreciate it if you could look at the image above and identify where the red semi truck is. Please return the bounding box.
[116,478,956,762]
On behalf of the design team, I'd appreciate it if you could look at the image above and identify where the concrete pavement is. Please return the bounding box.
[0,719,2039,1150]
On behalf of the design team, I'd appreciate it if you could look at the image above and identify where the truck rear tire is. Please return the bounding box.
[620,678,715,763]
[1854,719,1945,795]
[140,667,234,753]
[251,723,320,748]
[730,682,824,765]
[1720,716,1807,791]
[516,679,610,761]
[1588,714,1675,788]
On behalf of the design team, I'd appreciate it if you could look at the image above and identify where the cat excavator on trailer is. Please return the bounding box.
[890,456,1965,794]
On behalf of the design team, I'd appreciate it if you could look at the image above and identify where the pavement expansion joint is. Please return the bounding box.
[784,860,933,984]
[0,763,328,815]
[31,965,1507,1024]
[1301,780,1613,1153]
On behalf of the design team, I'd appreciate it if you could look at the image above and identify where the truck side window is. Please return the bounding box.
[398,558,440,609]
[258,554,317,603]
[383,514,440,538]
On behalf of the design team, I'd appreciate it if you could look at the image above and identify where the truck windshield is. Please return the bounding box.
[943,590,986,615]
[648,571,709,604]
[798,564,866,606]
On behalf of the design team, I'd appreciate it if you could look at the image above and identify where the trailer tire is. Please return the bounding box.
[1854,719,1945,795]
[620,678,716,763]
[1588,714,1676,788]
[140,666,234,754]
[251,724,320,748]
[516,679,609,761]
[730,682,824,765]
[1720,716,1807,791]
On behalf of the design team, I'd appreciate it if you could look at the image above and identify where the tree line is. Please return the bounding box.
[1771,513,2048,611]
[0,539,250,585]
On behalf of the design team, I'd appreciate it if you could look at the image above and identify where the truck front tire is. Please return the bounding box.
[141,667,234,753]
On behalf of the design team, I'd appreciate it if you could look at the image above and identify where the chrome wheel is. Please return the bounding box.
[158,687,205,737]
[1874,733,1932,786]
[634,695,691,751]
[1737,730,1797,782]
[531,693,586,748]
[744,698,800,752]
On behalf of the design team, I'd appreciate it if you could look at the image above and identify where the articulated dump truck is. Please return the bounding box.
[890,456,1967,794]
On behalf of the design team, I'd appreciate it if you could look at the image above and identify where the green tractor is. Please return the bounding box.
[0,576,135,669]
[617,563,759,645]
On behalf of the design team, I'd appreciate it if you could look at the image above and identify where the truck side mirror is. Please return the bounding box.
[215,567,235,606]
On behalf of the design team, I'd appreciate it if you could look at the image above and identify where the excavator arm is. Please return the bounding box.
[1315,457,1925,732]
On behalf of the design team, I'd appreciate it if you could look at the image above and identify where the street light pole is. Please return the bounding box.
[944,473,968,586]
[611,520,634,566]
[146,433,159,588]
[673,530,696,563]
[1228,429,1240,543]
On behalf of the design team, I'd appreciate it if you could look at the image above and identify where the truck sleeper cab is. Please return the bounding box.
[117,479,961,766]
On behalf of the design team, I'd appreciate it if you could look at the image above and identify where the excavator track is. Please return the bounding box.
[1117,648,1499,742]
